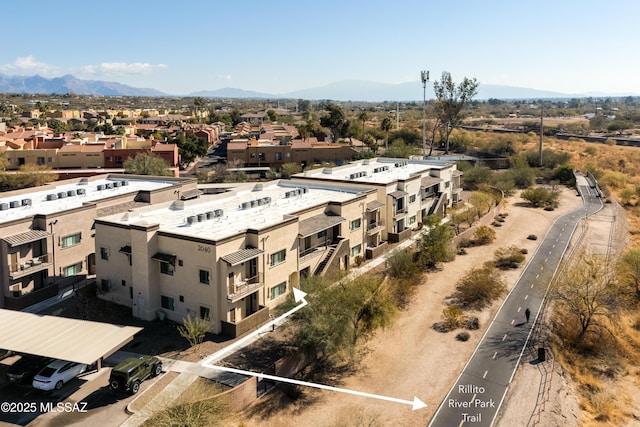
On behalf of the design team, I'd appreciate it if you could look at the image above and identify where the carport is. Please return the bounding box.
[0,309,142,369]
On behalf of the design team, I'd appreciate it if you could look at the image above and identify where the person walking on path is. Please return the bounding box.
[525,308,531,323]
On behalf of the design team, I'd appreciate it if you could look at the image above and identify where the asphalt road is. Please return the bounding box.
[428,174,603,427]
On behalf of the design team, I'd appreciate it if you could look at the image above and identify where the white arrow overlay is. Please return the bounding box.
[201,287,426,411]
[202,288,308,365]
[203,363,427,410]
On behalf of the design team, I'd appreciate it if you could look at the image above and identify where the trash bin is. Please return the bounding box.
[538,347,546,362]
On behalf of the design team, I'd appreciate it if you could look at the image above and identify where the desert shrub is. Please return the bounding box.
[387,249,421,282]
[456,332,471,341]
[494,245,526,269]
[527,234,538,240]
[455,263,506,309]
[458,238,473,248]
[457,248,467,255]
[492,222,502,227]
[442,306,464,329]
[521,248,528,255]
[463,316,480,330]
[473,226,496,245]
[354,255,364,267]
[521,187,559,208]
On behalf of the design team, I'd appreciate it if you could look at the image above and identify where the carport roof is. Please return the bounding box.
[0,309,142,365]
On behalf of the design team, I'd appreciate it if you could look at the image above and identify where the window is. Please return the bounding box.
[48,157,55,163]
[445,182,450,188]
[270,249,286,266]
[37,157,45,165]
[199,269,210,285]
[409,194,416,203]
[409,215,416,225]
[275,152,283,161]
[200,306,211,320]
[63,262,82,277]
[100,247,109,260]
[161,295,175,311]
[160,262,175,276]
[115,156,123,164]
[100,279,111,292]
[350,218,361,231]
[317,230,327,239]
[61,232,81,248]
[271,282,286,299]
[285,152,291,158]
[351,244,362,257]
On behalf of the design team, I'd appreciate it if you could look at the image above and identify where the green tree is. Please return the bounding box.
[473,226,496,245]
[380,116,393,149]
[455,263,506,309]
[320,103,349,142]
[266,109,278,122]
[469,191,495,217]
[416,215,455,270]
[124,153,172,176]
[280,162,302,178]
[193,97,207,122]
[169,132,208,166]
[462,166,492,189]
[433,71,479,153]
[385,139,418,158]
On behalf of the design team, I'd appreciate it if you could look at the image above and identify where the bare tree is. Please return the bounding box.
[553,252,617,344]
[433,72,479,154]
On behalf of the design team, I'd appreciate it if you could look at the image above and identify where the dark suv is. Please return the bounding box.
[109,355,162,394]
[6,355,52,384]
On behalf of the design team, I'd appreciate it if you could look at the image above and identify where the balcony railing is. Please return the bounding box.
[367,220,385,235]
[227,274,264,302]
[9,253,52,279]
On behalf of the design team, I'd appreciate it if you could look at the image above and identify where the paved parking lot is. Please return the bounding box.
[0,353,153,426]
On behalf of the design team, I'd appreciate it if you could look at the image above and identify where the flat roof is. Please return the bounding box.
[294,158,453,185]
[0,309,142,365]
[102,180,367,241]
[0,176,175,225]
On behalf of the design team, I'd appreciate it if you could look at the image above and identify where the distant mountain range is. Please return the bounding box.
[0,73,167,97]
[0,73,635,101]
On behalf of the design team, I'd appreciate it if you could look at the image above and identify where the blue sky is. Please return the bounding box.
[2,0,639,95]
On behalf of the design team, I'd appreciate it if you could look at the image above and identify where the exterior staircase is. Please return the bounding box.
[314,245,336,276]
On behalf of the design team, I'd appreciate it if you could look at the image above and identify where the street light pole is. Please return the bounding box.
[421,70,429,159]
[48,219,58,285]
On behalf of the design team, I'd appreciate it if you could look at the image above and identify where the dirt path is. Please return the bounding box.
[230,188,584,427]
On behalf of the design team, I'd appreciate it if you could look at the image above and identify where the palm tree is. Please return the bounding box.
[358,111,368,139]
[380,117,392,149]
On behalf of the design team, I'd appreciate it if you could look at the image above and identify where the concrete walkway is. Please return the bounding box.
[119,230,429,427]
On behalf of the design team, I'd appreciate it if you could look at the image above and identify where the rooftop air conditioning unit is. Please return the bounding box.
[206,211,214,220]
[67,190,76,197]
[214,209,223,217]
[105,183,113,189]
[57,192,67,199]
[197,213,206,222]
[22,199,32,206]
[9,201,20,208]
[0,203,8,211]
[187,215,197,225]
[97,184,104,191]
[251,200,258,208]
[77,188,86,195]
[241,201,250,209]
[121,180,129,186]
[113,181,121,188]
[47,194,58,201]
[264,197,271,204]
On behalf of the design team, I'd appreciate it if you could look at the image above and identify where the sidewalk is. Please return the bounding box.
[21,279,91,314]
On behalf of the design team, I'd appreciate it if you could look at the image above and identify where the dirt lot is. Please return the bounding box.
[221,187,594,427]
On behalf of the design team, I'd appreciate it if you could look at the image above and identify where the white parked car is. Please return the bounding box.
[32,360,87,391]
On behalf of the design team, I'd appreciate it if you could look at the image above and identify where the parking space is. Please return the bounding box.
[0,353,154,426]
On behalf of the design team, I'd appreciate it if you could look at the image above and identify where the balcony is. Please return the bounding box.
[221,305,270,338]
[366,241,388,259]
[9,253,52,279]
[367,220,385,235]
[227,274,264,302]
[388,228,412,243]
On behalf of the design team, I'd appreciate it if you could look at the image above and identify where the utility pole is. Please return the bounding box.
[421,70,429,159]
[539,105,544,167]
